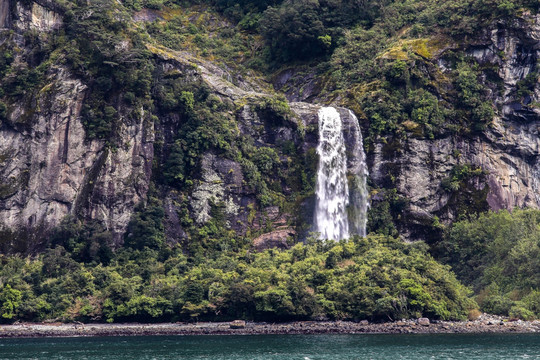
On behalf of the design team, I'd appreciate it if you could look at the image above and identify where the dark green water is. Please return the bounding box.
[0,334,539,359]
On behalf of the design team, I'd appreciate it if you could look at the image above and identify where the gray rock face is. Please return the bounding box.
[13,1,62,32]
[1,0,540,249]
[253,228,294,251]
[0,67,90,231]
[369,12,540,240]
[273,67,328,103]
[0,0,10,29]
[83,107,154,245]
[461,14,540,211]
[0,1,153,244]
[0,65,153,244]
[190,153,241,225]
[468,13,540,122]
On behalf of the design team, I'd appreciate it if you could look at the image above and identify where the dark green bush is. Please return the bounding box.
[438,209,540,319]
[124,198,165,251]
[0,235,475,323]
[0,102,7,121]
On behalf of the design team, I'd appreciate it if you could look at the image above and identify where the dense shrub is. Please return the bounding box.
[0,235,474,323]
[437,209,540,318]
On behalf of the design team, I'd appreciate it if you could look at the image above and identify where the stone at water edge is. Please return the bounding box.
[418,318,430,326]
[230,320,246,329]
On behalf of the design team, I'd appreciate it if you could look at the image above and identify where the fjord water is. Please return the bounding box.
[1,334,539,359]
[314,107,369,240]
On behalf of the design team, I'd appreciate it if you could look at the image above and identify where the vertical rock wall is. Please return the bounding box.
[0,64,153,244]
[368,13,540,240]
[0,0,10,29]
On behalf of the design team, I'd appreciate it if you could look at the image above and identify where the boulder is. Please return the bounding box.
[253,229,294,251]
[230,320,246,329]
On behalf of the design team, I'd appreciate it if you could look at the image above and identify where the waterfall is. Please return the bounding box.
[314,107,350,241]
[347,110,370,237]
[313,107,369,240]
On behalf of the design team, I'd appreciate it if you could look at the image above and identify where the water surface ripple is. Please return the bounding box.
[1,334,539,359]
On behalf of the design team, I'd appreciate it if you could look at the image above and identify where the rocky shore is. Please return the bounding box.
[0,316,539,338]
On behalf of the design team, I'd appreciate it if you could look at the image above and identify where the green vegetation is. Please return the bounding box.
[441,165,485,193]
[436,209,540,319]
[158,78,237,190]
[125,197,165,252]
[0,101,7,122]
[0,234,473,323]
[0,0,536,141]
[0,0,539,325]
[144,5,265,70]
[0,285,22,320]
[64,0,154,140]
[49,216,113,265]
[367,189,407,238]
[453,62,495,131]
[438,164,490,222]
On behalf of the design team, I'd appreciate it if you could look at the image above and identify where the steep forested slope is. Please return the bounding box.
[0,0,538,322]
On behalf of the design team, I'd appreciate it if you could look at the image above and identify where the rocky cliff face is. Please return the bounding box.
[0,62,154,246]
[0,0,364,249]
[14,0,62,32]
[0,0,10,29]
[0,0,539,249]
[367,12,540,240]
[0,0,62,31]
[151,47,364,244]
[0,1,153,247]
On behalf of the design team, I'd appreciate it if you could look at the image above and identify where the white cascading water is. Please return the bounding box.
[314,107,351,240]
[314,107,369,240]
[347,110,370,238]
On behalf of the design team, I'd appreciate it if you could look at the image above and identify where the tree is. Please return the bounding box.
[124,200,165,251]
[0,285,22,321]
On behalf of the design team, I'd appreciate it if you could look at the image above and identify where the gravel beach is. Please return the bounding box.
[1,316,539,338]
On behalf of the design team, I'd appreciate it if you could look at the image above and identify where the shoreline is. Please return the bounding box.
[0,319,539,338]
